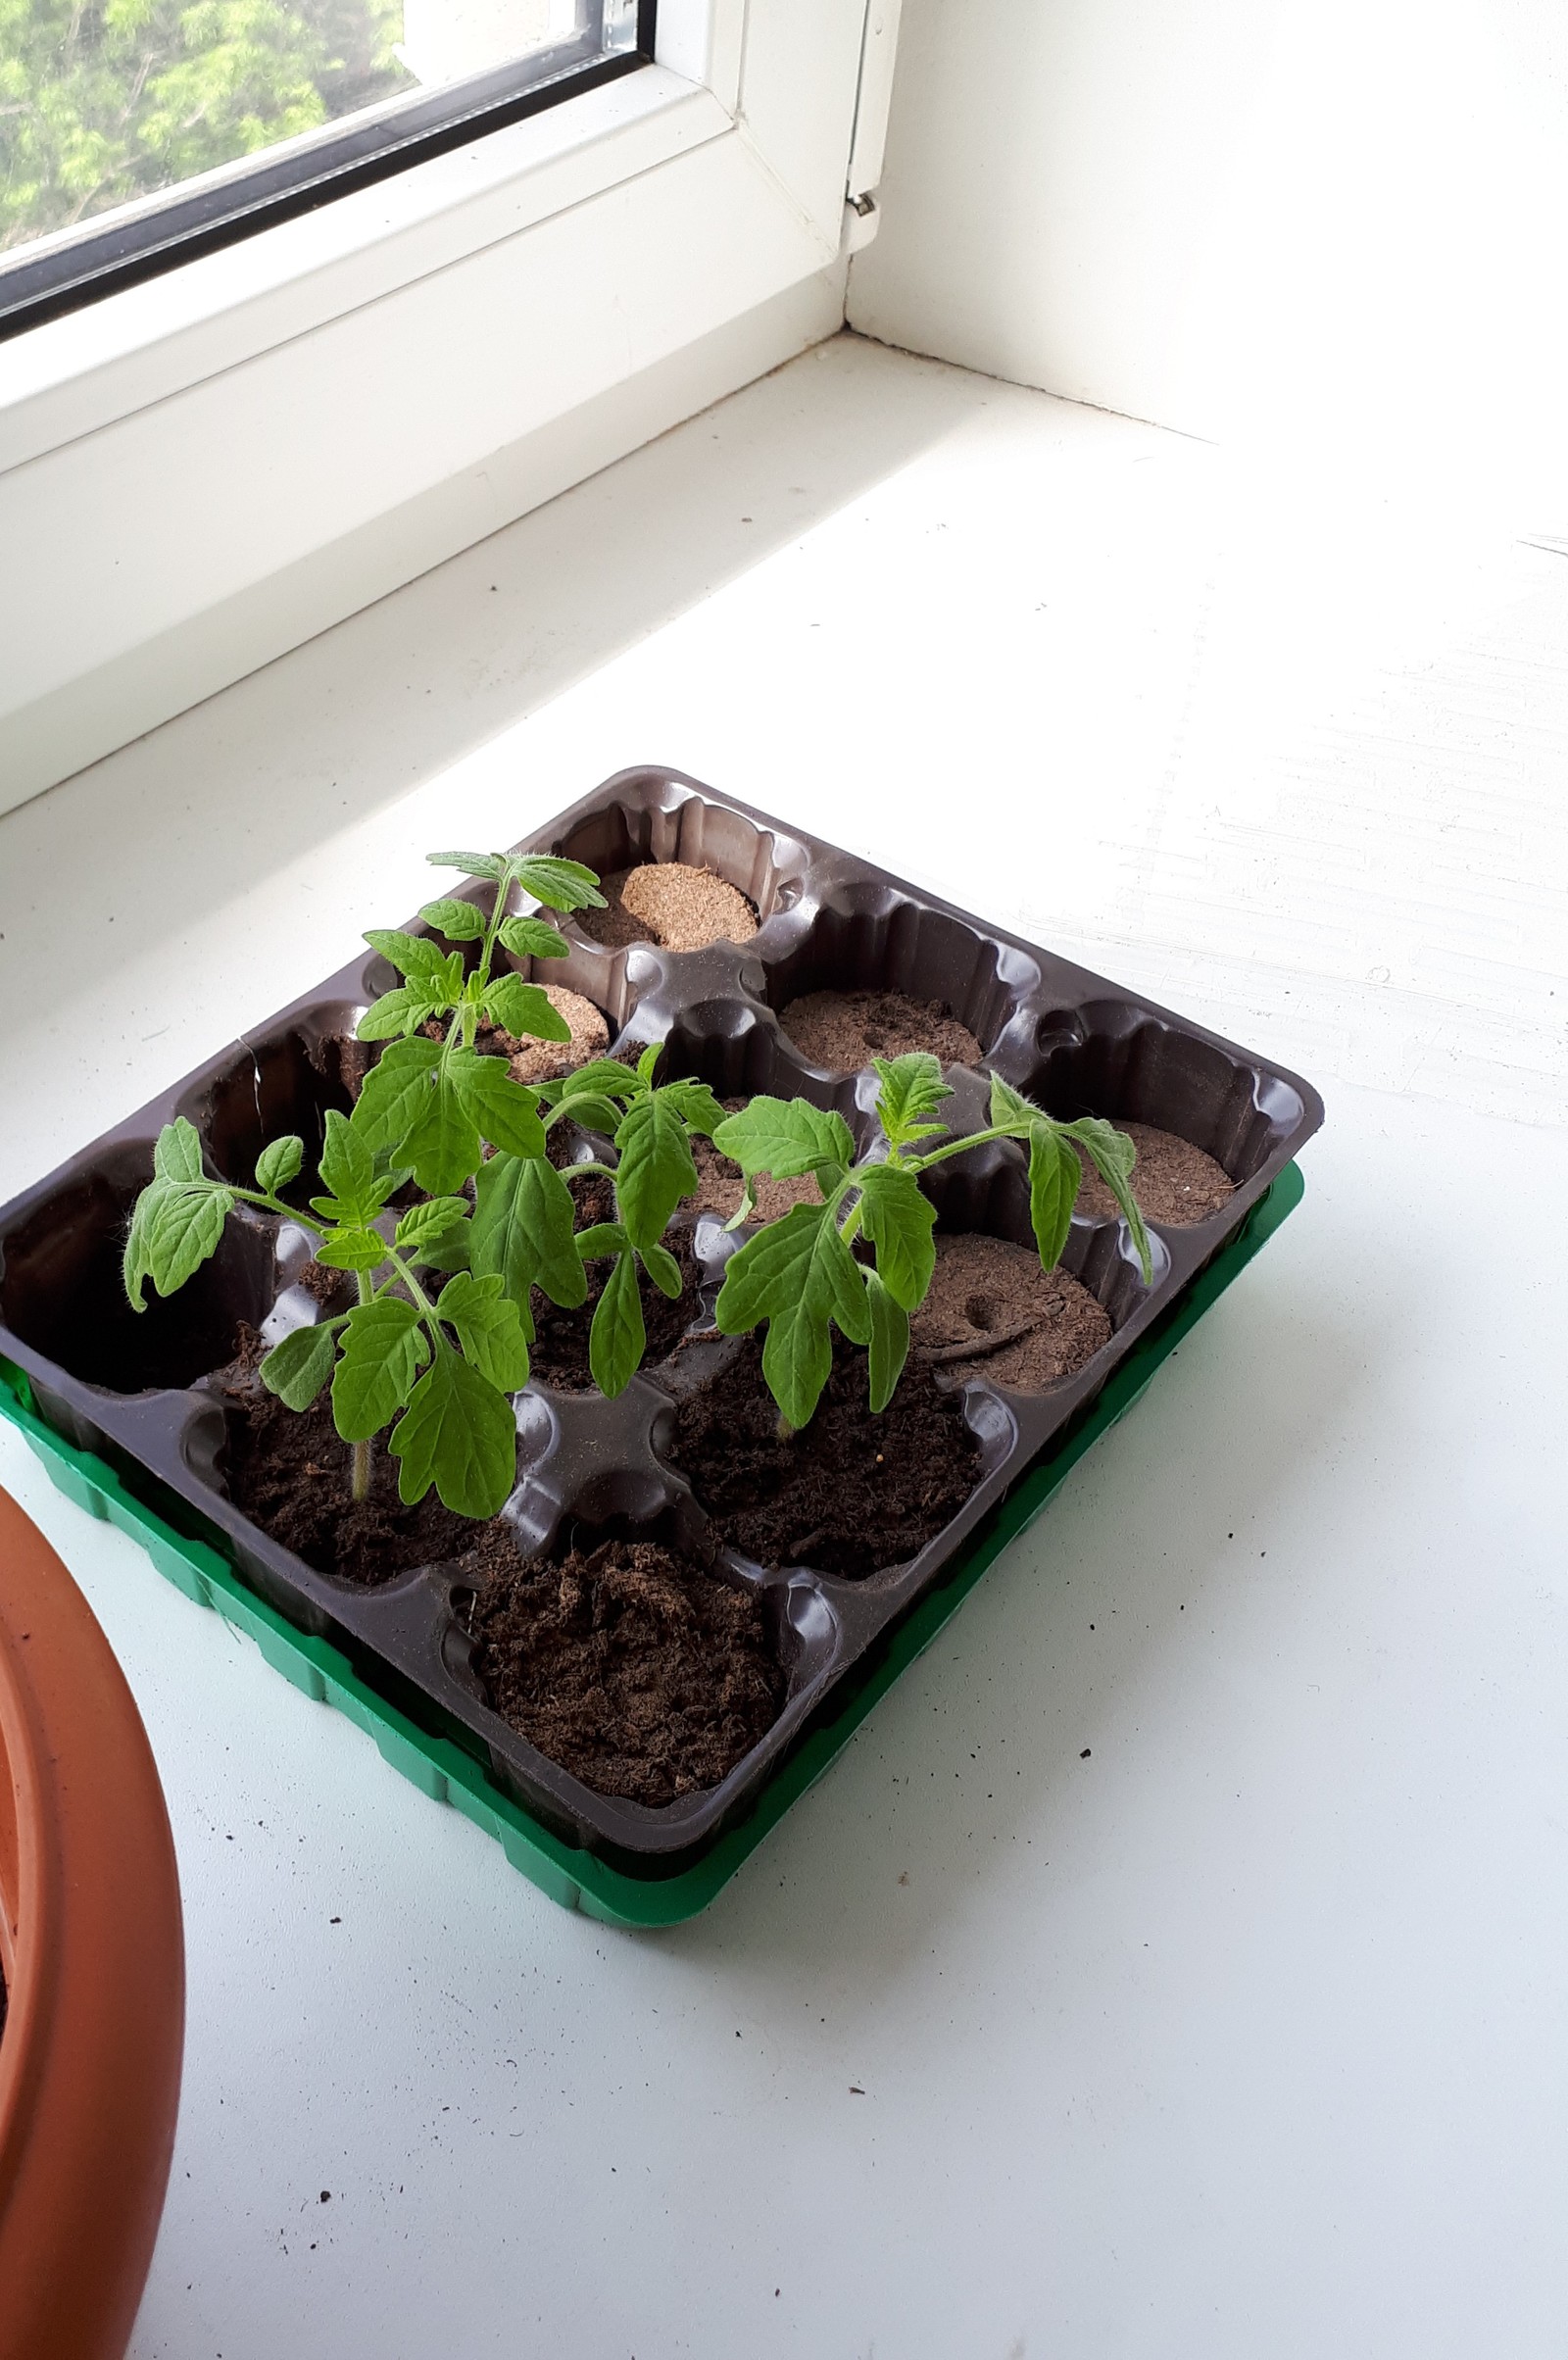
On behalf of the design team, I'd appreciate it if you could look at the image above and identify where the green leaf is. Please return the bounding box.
[855,1161,938,1310]
[418,896,486,942]
[317,1108,378,1222]
[364,929,462,988]
[714,1203,871,1430]
[553,1096,624,1140]
[641,1240,684,1300]
[255,1136,304,1195]
[259,1320,340,1412]
[130,1177,235,1306]
[390,1351,518,1517]
[447,1049,548,1160]
[314,1225,389,1273]
[351,1036,442,1159]
[509,854,607,912]
[357,986,440,1043]
[484,972,572,1045]
[426,849,507,880]
[153,1118,205,1183]
[1062,1116,1154,1284]
[573,1221,628,1260]
[711,1097,856,1187]
[401,1079,483,1196]
[394,1197,469,1257]
[589,1250,646,1397]
[613,1092,699,1251]
[988,1071,1038,1136]
[662,1079,726,1137]
[872,1053,952,1148]
[541,1058,642,1107]
[636,1042,662,1088]
[1027,1121,1080,1272]
[331,1297,428,1440]
[435,1272,531,1393]
[498,914,569,960]
[864,1267,910,1413]
[470,1152,587,1310]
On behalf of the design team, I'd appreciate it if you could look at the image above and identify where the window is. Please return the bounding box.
[0,0,653,334]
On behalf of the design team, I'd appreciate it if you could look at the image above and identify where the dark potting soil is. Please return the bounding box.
[1074,1120,1236,1226]
[218,1327,487,1584]
[667,1332,983,1579]
[462,1531,783,1804]
[909,1233,1111,1391]
[576,862,759,953]
[778,988,983,1072]
[527,1223,705,1393]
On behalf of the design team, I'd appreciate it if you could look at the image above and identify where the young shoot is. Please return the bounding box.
[352,848,607,1194]
[124,1112,529,1517]
[528,1045,725,1397]
[710,1055,1153,1432]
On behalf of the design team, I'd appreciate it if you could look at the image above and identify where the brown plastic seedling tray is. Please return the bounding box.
[0,767,1323,1887]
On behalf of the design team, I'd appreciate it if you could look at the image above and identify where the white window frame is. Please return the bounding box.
[0,0,897,816]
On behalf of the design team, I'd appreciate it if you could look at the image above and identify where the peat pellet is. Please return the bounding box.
[577,862,759,953]
[909,1233,1110,1392]
[505,985,610,1086]
[778,988,982,1072]
[464,1535,783,1803]
[1073,1120,1235,1226]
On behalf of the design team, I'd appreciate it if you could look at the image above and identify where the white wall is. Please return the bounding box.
[849,0,1568,502]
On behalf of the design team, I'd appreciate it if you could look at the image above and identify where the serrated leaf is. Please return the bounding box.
[259,1320,341,1412]
[426,849,506,880]
[418,897,486,942]
[988,1071,1037,1135]
[447,1049,547,1159]
[317,1108,378,1222]
[434,1271,531,1393]
[508,854,607,912]
[351,1036,443,1158]
[864,1267,910,1412]
[1027,1121,1080,1272]
[153,1118,205,1183]
[662,1079,726,1137]
[714,1202,871,1430]
[255,1136,304,1195]
[613,1092,699,1251]
[401,1078,483,1195]
[872,1053,953,1148]
[855,1161,938,1311]
[471,1152,587,1310]
[711,1097,856,1187]
[357,986,440,1043]
[394,1197,469,1256]
[589,1249,645,1397]
[498,914,569,960]
[364,929,461,988]
[390,1351,517,1517]
[332,1296,428,1440]
[126,1174,234,1307]
[553,1096,623,1139]
[636,1042,662,1087]
[641,1240,684,1300]
[1062,1116,1154,1283]
[314,1225,388,1273]
[485,972,571,1045]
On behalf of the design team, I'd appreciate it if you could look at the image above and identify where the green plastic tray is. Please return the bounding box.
[0,1164,1301,1926]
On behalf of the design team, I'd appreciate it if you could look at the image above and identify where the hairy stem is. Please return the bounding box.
[351,1269,375,1502]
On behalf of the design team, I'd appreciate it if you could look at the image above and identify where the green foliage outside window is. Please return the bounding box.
[0,0,411,251]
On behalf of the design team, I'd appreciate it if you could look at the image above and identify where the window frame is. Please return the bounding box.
[0,0,890,816]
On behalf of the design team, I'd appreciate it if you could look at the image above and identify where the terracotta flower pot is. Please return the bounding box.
[0,1486,184,2360]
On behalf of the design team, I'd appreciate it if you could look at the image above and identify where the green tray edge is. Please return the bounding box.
[0,1162,1303,1928]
